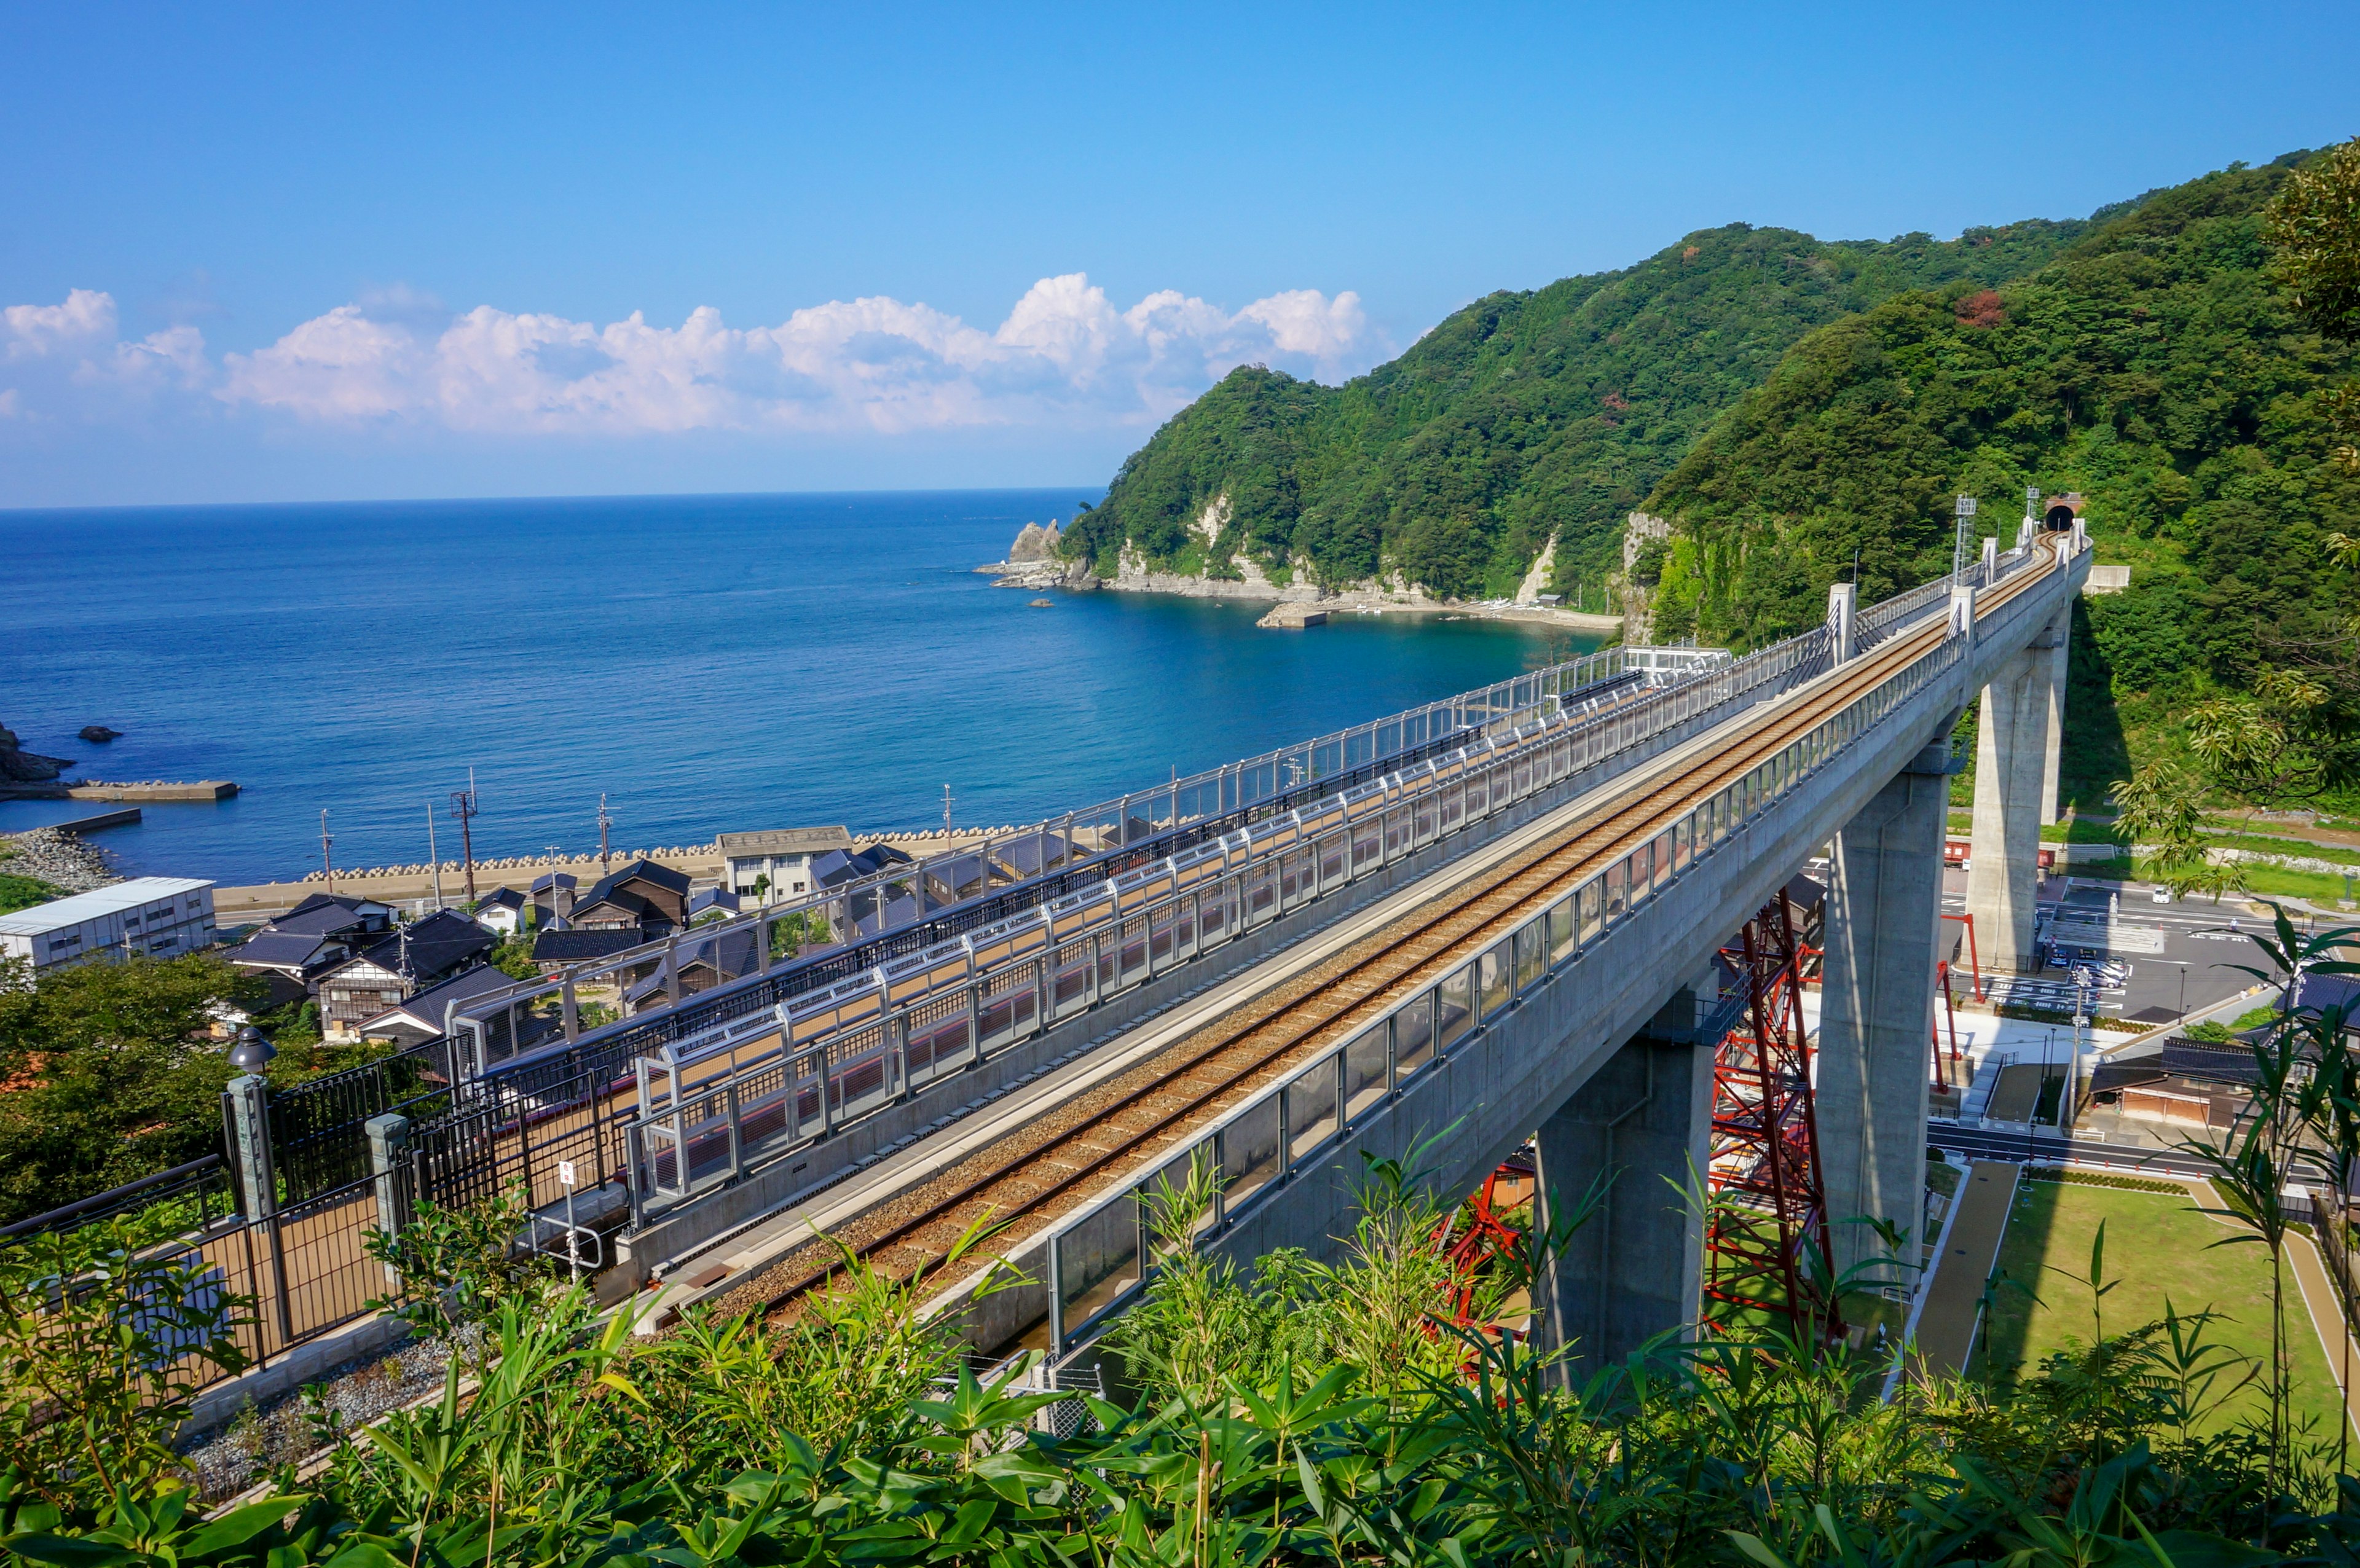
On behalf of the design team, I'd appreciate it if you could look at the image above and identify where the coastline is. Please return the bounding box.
[974,557,1624,634]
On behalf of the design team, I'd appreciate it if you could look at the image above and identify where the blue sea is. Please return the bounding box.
[0,491,1602,887]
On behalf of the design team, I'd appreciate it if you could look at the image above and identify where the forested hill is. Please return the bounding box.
[1059,217,2101,600]
[1638,152,2359,802]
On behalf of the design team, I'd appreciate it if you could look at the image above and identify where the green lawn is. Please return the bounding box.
[1973,1179,2346,1438]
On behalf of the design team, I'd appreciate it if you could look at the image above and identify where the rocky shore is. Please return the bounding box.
[1,827,122,893]
[973,521,1623,633]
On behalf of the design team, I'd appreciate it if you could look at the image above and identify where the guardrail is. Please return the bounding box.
[1037,617,1977,1356]
[614,620,1841,1225]
[442,645,1651,1087]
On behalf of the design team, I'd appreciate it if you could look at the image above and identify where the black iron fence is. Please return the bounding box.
[0,1152,384,1393]
[268,1036,457,1201]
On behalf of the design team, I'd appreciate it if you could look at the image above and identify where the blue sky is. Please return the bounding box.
[2,1,2353,509]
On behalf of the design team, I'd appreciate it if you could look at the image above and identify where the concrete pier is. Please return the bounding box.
[1965,611,2064,971]
[1815,735,1951,1279]
[2040,613,2071,825]
[1533,1031,1714,1374]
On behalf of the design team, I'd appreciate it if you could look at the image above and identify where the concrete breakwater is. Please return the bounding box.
[0,779,238,802]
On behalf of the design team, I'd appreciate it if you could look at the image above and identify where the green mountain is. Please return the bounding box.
[1061,218,2098,602]
[1642,152,2358,803]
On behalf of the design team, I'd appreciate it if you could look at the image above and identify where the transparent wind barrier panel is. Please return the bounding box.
[827,1025,894,1122]
[1547,895,1576,965]
[1050,940,1095,1017]
[1222,1094,1283,1212]
[1055,1193,1142,1333]
[732,1057,793,1149]
[978,964,1038,1052]
[1479,944,1509,1019]
[1437,966,1475,1054]
[1286,1062,1339,1165]
[902,994,972,1091]
[1513,923,1543,993]
[1578,879,1603,946]
[1344,1026,1390,1123]
[1143,1139,1220,1252]
[1393,993,1435,1080]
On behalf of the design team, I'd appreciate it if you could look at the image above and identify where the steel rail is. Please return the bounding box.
[749,543,2066,1319]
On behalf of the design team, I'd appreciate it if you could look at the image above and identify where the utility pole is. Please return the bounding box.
[1951,494,1977,581]
[597,793,613,874]
[320,809,336,893]
[942,783,953,837]
[426,802,443,911]
[450,768,480,904]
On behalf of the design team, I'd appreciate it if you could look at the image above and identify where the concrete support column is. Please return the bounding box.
[1817,735,1950,1280]
[1533,1024,1715,1375]
[1827,582,1856,665]
[1965,613,2063,972]
[2040,612,2071,825]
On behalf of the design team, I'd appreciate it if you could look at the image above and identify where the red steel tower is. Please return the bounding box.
[1703,890,1844,1338]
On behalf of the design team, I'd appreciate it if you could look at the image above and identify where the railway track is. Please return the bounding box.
[729,543,2063,1328]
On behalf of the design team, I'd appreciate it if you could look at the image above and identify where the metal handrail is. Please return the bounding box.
[446,646,1640,1064]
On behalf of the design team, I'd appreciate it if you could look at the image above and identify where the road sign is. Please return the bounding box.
[557,1159,577,1188]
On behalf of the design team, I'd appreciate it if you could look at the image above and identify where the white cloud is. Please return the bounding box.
[211,273,1385,436]
[0,276,1387,438]
[4,288,118,359]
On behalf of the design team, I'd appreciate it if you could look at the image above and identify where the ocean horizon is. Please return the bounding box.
[0,488,1603,888]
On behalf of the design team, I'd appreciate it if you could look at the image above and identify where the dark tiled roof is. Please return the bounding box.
[375,909,495,980]
[478,887,526,912]
[687,887,740,918]
[286,892,385,920]
[270,901,382,938]
[573,889,651,922]
[583,858,691,906]
[361,962,514,1035]
[530,872,577,895]
[229,930,336,970]
[532,928,645,963]
[811,843,916,888]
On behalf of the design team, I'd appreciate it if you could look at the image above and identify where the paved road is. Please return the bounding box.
[1937,872,2289,1025]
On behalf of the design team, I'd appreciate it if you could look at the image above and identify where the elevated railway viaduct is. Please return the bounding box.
[407,524,2085,1373]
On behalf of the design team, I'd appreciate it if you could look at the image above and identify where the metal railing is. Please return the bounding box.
[612,617,1854,1226]
[442,646,1653,1090]
[1039,619,1980,1355]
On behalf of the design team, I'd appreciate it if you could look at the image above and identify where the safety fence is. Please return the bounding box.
[1037,611,1981,1357]
[0,1152,387,1395]
[438,645,1650,1089]
[615,617,1841,1226]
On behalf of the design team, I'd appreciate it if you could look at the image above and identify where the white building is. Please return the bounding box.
[0,877,217,973]
[717,826,854,904]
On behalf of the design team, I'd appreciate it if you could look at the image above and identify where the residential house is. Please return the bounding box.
[313,908,497,1041]
[718,826,854,903]
[355,963,517,1050]
[568,858,691,940]
[623,927,761,1009]
[227,893,396,992]
[686,886,740,925]
[473,886,528,936]
[530,872,576,931]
